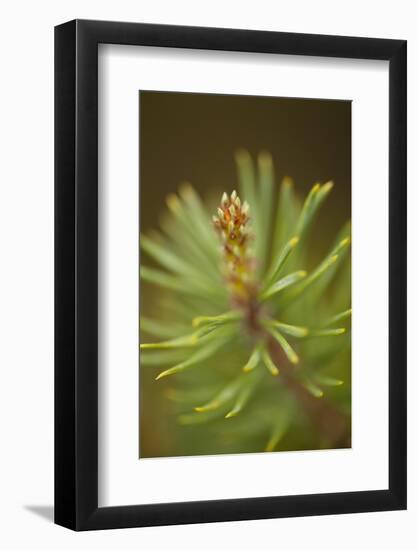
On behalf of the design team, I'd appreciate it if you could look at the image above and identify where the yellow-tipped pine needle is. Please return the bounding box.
[225,385,253,418]
[302,379,324,398]
[266,327,299,365]
[295,183,320,236]
[264,235,299,287]
[283,236,350,304]
[166,193,181,213]
[310,328,346,337]
[242,346,262,373]
[264,407,293,452]
[260,270,307,301]
[194,372,251,413]
[140,333,197,350]
[155,334,230,380]
[194,400,221,413]
[324,308,352,326]
[314,374,344,387]
[262,349,279,376]
[266,320,309,338]
[265,426,287,452]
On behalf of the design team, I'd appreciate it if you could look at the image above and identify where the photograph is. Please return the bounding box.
[139,91,352,458]
[0,4,409,544]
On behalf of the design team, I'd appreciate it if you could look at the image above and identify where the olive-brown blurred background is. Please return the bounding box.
[140,91,351,234]
[139,91,351,458]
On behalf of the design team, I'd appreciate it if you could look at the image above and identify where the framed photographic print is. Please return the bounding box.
[55,19,407,530]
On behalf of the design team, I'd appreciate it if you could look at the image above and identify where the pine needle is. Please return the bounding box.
[264,397,294,452]
[309,328,346,337]
[235,149,261,260]
[140,349,187,366]
[242,345,262,373]
[313,374,344,387]
[263,235,299,289]
[295,181,333,238]
[261,349,279,376]
[271,176,300,258]
[265,320,309,338]
[282,236,350,304]
[324,308,352,326]
[140,333,198,350]
[140,265,225,303]
[225,383,256,418]
[257,151,275,272]
[140,316,187,339]
[155,333,231,380]
[260,270,307,301]
[192,311,242,328]
[194,375,245,413]
[302,379,324,398]
[266,326,299,365]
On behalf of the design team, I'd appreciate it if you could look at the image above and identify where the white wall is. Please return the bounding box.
[0,1,415,548]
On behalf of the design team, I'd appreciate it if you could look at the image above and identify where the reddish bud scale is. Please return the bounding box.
[212,191,258,307]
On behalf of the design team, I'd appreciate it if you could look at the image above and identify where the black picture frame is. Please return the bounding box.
[55,19,407,531]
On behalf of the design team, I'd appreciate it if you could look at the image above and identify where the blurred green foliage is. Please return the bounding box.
[140,151,351,457]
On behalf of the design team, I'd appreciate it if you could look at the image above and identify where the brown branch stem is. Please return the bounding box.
[267,335,351,448]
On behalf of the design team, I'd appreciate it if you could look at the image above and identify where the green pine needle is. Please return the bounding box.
[260,270,307,301]
[265,320,309,338]
[265,326,299,365]
[261,348,280,376]
[324,309,352,326]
